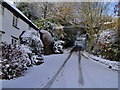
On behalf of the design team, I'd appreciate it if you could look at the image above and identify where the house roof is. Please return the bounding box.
[1,0,39,30]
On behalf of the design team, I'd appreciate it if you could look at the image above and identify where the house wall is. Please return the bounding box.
[0,5,3,41]
[1,5,37,44]
[0,5,3,58]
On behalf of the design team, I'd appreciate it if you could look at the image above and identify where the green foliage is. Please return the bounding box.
[99,42,120,61]
[34,18,53,30]
[17,2,31,18]
[17,2,39,20]
[17,2,119,61]
[1,43,30,79]
[89,29,120,61]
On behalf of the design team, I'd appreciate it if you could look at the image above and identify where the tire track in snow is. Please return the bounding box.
[78,51,84,86]
[79,55,100,88]
[42,52,73,88]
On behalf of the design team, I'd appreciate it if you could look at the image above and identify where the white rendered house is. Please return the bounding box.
[0,0,40,44]
[0,0,40,57]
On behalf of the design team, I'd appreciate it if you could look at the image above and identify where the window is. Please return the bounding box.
[0,31,5,42]
[13,15,19,29]
[2,6,4,16]
[11,35,18,45]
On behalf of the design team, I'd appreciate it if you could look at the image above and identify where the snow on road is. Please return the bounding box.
[2,51,118,88]
[50,53,118,88]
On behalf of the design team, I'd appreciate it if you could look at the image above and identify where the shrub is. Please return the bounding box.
[0,42,31,79]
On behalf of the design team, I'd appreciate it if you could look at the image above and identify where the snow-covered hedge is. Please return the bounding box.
[1,42,44,80]
[92,29,119,61]
[21,30,45,64]
[20,30,43,55]
[98,29,117,45]
[53,40,64,54]
[20,44,44,65]
[1,30,44,80]
[0,42,31,79]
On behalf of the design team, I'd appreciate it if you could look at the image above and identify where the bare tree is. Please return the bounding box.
[16,2,54,20]
[50,2,76,25]
[74,2,112,51]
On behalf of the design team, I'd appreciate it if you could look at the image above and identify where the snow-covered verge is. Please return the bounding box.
[82,52,119,71]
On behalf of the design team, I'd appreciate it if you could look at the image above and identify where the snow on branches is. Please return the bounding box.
[20,30,44,62]
[96,29,119,61]
[1,30,44,80]
[0,42,31,79]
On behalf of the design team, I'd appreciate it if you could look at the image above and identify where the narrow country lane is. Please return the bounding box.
[1,1,119,89]
[47,52,118,88]
[2,51,118,88]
